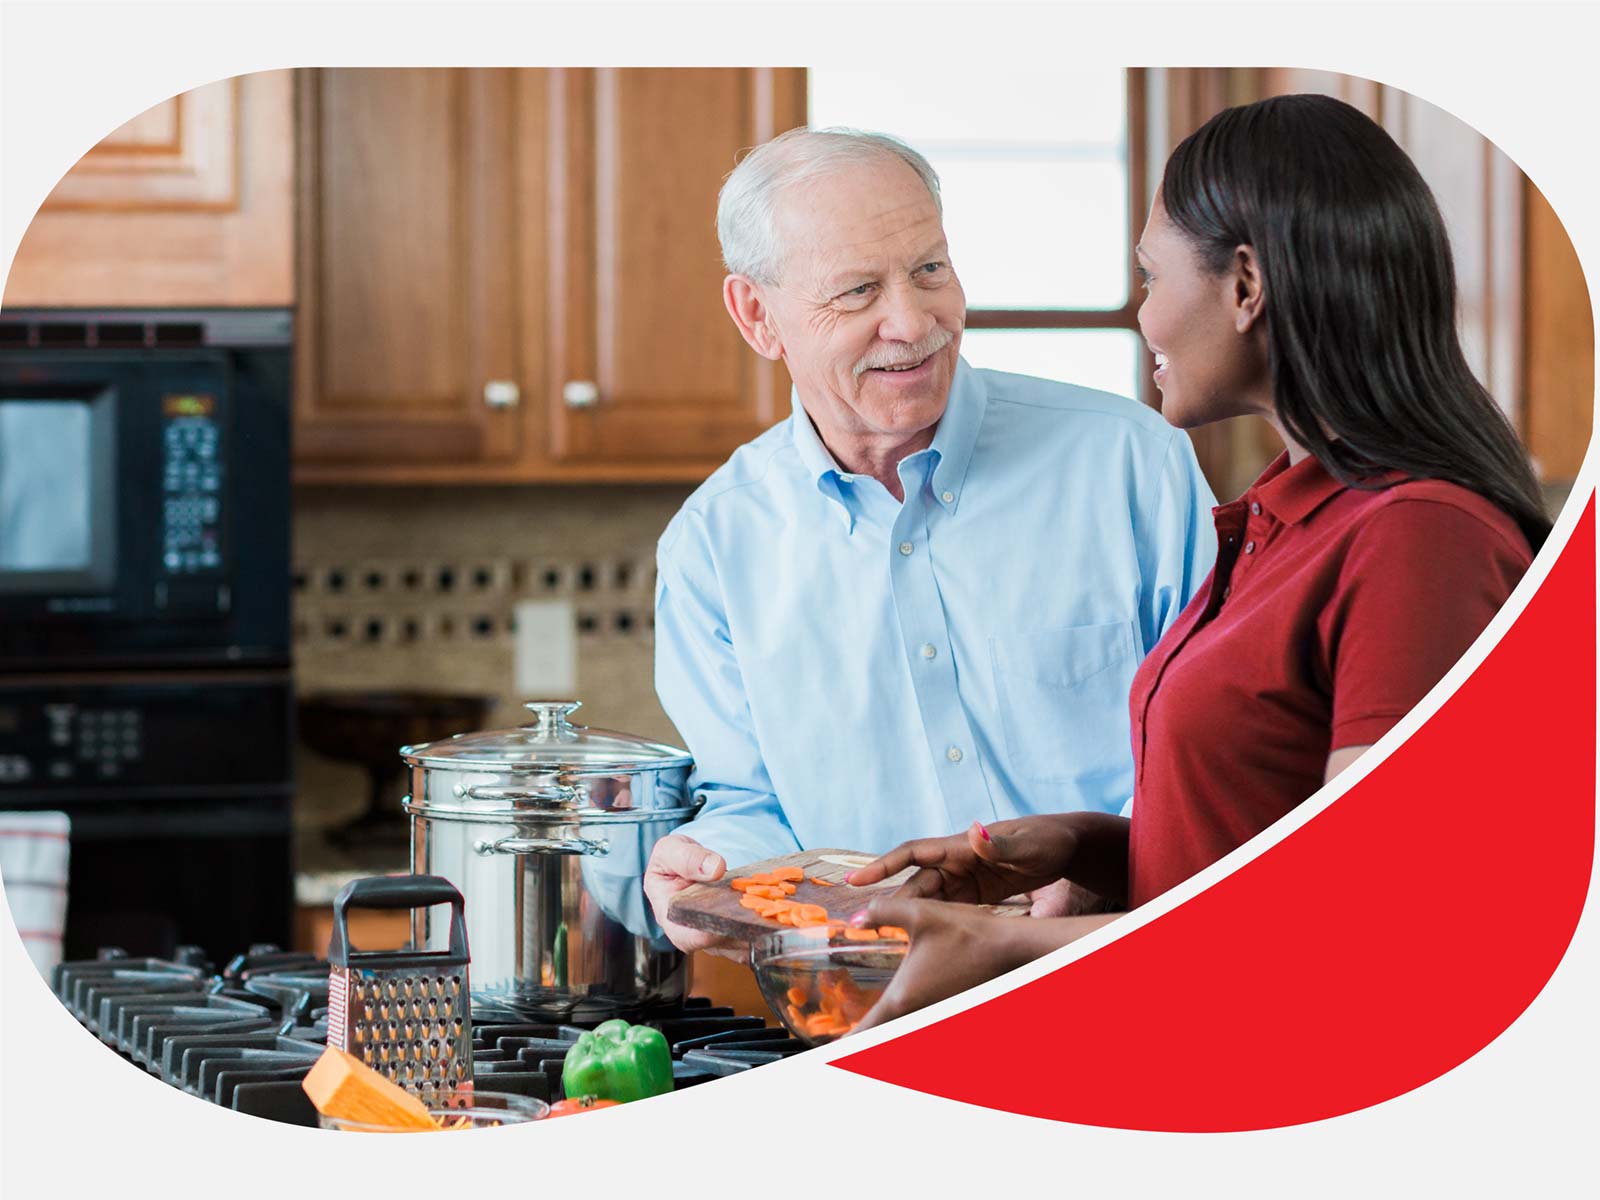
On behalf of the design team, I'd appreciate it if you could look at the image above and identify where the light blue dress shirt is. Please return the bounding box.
[654,358,1218,869]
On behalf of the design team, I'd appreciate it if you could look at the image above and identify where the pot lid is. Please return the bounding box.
[399,701,691,772]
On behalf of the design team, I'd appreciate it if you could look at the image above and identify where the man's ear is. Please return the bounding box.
[1232,244,1266,334]
[724,275,785,362]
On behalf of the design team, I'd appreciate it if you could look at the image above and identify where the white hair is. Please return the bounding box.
[716,126,942,286]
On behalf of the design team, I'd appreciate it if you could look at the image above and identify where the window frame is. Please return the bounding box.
[959,69,1153,406]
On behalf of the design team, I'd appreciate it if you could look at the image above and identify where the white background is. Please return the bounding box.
[2,1,1596,1194]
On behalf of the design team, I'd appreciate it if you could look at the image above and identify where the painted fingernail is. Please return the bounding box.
[977,823,992,842]
[848,908,870,928]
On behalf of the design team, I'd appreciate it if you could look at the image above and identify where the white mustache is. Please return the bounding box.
[853,327,954,377]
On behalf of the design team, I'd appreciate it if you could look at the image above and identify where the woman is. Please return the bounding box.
[846,93,1549,1027]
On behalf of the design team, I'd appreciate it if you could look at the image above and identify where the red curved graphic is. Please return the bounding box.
[833,497,1595,1131]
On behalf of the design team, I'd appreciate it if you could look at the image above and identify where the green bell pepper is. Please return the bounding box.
[561,1019,674,1104]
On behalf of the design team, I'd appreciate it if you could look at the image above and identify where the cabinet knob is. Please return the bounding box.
[562,380,600,409]
[483,380,520,409]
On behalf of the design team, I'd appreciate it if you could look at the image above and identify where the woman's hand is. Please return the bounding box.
[845,815,1082,906]
[850,896,1122,1031]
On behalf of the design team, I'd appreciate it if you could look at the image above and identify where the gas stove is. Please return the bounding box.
[50,945,805,1126]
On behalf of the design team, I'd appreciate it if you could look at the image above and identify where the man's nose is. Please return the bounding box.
[877,281,937,345]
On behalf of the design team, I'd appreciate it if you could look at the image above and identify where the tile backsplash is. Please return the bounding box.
[292,484,694,832]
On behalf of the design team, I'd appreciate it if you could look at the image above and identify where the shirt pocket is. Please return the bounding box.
[989,620,1138,785]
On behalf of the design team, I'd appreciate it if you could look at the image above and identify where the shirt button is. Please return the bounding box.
[898,541,914,556]
[838,473,854,483]
[941,490,955,504]
[1244,541,1256,554]
[1223,586,1232,599]
[920,643,937,660]
[946,746,963,763]
[1250,502,1261,516]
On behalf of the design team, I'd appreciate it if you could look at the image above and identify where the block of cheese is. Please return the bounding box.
[301,1046,439,1132]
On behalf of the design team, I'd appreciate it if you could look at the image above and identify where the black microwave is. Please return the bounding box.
[0,309,291,670]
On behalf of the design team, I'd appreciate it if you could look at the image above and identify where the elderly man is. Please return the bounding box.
[646,128,1217,952]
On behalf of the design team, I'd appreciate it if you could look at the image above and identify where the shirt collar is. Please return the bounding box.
[788,356,985,519]
[927,357,984,513]
[1250,450,1408,525]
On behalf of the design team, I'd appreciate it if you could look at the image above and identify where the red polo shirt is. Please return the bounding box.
[1127,452,1533,907]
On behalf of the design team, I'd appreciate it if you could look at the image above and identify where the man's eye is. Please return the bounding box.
[919,262,947,276]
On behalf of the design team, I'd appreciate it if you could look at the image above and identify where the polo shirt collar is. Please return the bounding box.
[1251,450,1407,525]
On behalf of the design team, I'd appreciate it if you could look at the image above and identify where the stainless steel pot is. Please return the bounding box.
[401,700,697,1007]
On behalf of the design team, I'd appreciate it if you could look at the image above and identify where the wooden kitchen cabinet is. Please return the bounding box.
[293,69,531,471]
[2,71,295,308]
[546,69,799,470]
[293,67,806,485]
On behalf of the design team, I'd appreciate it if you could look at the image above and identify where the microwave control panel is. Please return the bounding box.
[160,393,223,575]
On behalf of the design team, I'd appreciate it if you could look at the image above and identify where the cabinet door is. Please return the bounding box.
[294,69,542,470]
[547,68,806,467]
[3,72,293,307]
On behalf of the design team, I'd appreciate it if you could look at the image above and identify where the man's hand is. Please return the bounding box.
[846,816,1083,906]
[644,834,741,956]
[1026,878,1116,917]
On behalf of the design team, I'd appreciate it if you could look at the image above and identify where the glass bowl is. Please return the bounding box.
[318,1088,550,1132]
[750,927,908,1046]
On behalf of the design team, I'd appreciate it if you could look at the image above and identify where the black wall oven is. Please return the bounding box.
[0,309,294,964]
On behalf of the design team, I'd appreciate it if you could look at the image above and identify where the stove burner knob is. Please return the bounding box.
[247,943,283,957]
[96,947,129,962]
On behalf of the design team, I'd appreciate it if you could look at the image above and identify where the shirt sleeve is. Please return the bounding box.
[1323,498,1531,749]
[1137,429,1219,657]
[653,512,802,869]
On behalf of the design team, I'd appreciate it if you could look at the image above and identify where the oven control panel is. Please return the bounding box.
[43,703,143,781]
[161,394,223,575]
[0,677,289,794]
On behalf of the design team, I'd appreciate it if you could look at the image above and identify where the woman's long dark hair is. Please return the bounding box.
[1162,93,1551,552]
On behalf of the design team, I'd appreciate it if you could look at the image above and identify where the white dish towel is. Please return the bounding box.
[0,811,70,976]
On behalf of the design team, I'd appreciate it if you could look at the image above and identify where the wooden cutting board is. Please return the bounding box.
[667,848,1031,943]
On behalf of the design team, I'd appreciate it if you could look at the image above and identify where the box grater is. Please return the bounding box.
[325,875,473,1101]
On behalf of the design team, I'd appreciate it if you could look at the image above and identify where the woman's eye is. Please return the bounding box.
[1134,266,1152,290]
[842,283,872,298]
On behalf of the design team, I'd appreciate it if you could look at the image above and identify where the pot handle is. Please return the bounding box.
[473,834,611,857]
[462,784,585,805]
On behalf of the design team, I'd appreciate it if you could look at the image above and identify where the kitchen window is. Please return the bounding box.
[808,66,1149,404]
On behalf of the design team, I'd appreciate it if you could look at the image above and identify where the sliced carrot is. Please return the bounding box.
[777,881,798,895]
[786,985,808,1006]
[739,894,769,910]
[745,872,779,885]
[877,926,909,941]
[842,927,880,941]
[806,876,835,886]
[796,904,828,923]
[770,866,805,882]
